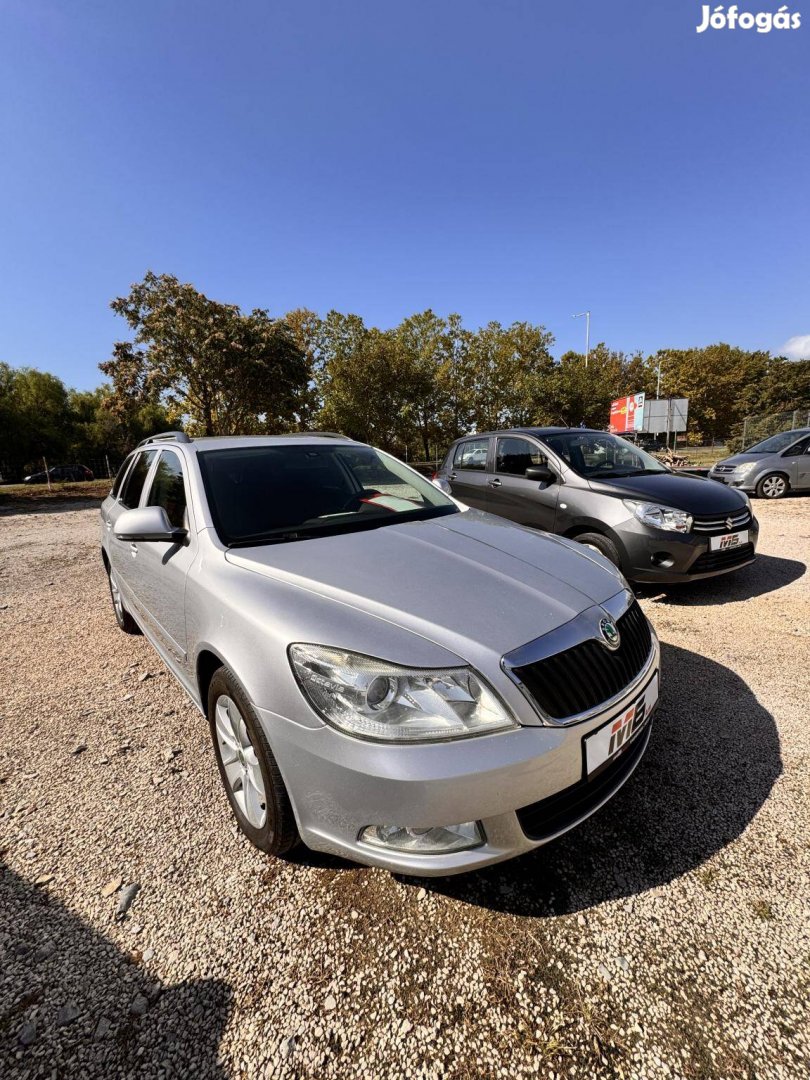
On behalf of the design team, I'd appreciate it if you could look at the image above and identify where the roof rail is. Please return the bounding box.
[283,431,349,440]
[137,431,191,447]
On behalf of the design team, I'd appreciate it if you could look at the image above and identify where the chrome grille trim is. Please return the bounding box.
[502,590,657,727]
[691,508,751,534]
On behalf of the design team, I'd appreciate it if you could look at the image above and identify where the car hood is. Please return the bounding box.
[224,510,626,659]
[588,471,748,513]
[712,453,768,467]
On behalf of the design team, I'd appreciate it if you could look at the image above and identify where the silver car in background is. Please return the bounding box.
[709,428,810,499]
[100,432,660,876]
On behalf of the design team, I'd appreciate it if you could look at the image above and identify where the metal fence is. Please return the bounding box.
[0,453,124,486]
[740,409,810,450]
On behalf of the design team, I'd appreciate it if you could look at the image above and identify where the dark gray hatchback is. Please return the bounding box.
[435,428,758,583]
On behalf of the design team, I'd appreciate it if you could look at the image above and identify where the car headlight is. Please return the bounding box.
[734,462,757,477]
[288,644,518,742]
[624,500,693,533]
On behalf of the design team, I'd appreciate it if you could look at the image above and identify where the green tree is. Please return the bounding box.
[101,272,310,436]
[652,344,769,442]
[394,310,456,458]
[460,321,555,431]
[317,320,417,453]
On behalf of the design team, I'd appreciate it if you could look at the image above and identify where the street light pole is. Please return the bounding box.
[572,311,590,368]
[656,360,663,398]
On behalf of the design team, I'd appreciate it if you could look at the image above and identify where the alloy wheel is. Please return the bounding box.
[761,475,787,499]
[214,694,267,828]
[109,570,124,620]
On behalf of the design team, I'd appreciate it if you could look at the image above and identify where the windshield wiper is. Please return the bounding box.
[228,531,318,548]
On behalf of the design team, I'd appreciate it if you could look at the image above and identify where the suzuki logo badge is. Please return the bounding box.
[725,516,734,530]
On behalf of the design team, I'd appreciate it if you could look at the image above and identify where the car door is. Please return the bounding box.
[106,449,158,603]
[779,437,808,489]
[446,437,492,510]
[485,435,560,531]
[131,448,197,665]
[796,439,810,489]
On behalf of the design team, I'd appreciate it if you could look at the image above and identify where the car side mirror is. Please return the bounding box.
[525,465,556,483]
[115,506,187,543]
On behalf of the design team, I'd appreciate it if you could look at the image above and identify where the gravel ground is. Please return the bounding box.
[1,496,808,1079]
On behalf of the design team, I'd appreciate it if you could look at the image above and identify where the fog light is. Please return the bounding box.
[359,821,483,854]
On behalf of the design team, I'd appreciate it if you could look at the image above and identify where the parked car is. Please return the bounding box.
[435,428,757,583]
[101,431,660,876]
[621,434,666,452]
[708,428,810,499]
[24,463,94,484]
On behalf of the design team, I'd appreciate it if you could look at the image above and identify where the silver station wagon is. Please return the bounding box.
[101,432,660,876]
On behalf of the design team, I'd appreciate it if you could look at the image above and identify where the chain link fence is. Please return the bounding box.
[739,409,810,451]
[0,453,124,486]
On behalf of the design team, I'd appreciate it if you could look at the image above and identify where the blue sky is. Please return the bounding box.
[1,0,808,389]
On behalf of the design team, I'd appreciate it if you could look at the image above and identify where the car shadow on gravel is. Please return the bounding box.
[417,642,782,916]
[635,553,805,606]
[0,863,231,1077]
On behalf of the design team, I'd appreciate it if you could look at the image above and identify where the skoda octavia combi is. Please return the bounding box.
[101,431,660,875]
[435,428,758,583]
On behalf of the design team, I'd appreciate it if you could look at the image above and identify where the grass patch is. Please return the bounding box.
[0,479,110,505]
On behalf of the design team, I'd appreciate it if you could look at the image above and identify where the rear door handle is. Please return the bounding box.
[488,478,502,487]
[449,472,457,481]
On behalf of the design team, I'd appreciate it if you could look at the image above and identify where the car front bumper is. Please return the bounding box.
[708,471,759,492]
[619,516,759,583]
[255,637,660,876]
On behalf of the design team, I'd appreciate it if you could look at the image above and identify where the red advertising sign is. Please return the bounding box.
[609,393,645,434]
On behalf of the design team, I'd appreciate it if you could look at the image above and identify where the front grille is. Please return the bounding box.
[712,465,737,475]
[511,601,653,721]
[516,722,651,841]
[689,543,755,575]
[691,507,751,535]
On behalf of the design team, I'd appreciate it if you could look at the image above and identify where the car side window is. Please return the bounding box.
[146,450,188,529]
[111,455,134,498]
[453,439,489,471]
[495,437,544,476]
[783,438,808,456]
[119,450,157,510]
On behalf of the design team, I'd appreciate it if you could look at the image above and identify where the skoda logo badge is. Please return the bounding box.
[599,617,621,650]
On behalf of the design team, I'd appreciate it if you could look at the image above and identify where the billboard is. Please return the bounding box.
[609,393,645,434]
[642,398,689,435]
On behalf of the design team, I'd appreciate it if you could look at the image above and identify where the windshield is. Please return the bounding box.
[744,430,809,453]
[198,443,458,545]
[543,431,668,479]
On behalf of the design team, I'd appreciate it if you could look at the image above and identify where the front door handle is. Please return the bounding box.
[449,472,457,481]
[129,542,138,557]
[488,478,502,487]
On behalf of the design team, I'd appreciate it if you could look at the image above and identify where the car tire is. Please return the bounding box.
[207,666,300,857]
[106,565,141,635]
[755,473,789,500]
[575,532,622,568]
